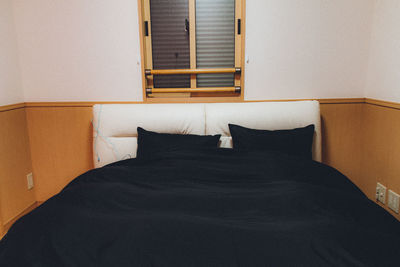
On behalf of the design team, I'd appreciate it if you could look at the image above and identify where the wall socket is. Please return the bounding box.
[388,190,400,214]
[376,183,387,204]
[27,173,34,190]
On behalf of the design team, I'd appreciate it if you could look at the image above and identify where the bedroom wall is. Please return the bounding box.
[360,0,400,218]
[12,0,143,102]
[244,0,374,100]
[365,0,400,103]
[12,0,375,102]
[0,107,36,236]
[320,99,400,222]
[0,0,35,237]
[361,102,400,219]
[0,0,24,106]
[25,106,93,201]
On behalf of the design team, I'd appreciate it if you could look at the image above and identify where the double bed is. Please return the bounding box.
[1,101,399,266]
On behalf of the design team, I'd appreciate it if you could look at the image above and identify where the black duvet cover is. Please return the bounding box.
[1,148,399,267]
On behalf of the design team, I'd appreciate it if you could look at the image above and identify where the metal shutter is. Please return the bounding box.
[196,0,235,87]
[150,0,191,88]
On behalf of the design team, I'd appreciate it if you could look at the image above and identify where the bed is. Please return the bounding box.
[1,101,399,266]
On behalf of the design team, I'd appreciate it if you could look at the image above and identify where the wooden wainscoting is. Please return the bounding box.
[361,101,400,219]
[2,98,399,232]
[320,103,365,188]
[0,105,36,236]
[25,106,94,201]
[321,100,400,220]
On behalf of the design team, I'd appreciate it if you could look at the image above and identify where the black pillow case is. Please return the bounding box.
[229,124,315,159]
[137,127,221,158]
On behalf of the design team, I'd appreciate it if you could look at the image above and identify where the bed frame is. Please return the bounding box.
[92,101,321,168]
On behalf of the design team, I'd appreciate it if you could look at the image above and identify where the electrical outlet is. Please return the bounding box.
[388,190,400,214]
[27,173,34,190]
[376,183,386,204]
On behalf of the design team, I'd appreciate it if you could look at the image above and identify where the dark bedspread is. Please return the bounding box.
[1,148,399,267]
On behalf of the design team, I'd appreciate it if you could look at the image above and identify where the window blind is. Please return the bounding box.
[195,0,235,88]
[150,0,191,88]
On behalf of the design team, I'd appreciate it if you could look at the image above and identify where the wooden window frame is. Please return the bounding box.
[138,0,246,103]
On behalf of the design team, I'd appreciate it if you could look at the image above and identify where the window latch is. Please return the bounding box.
[185,19,189,34]
[144,21,149,36]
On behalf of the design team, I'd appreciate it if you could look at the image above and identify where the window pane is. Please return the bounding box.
[196,0,235,87]
[150,0,190,88]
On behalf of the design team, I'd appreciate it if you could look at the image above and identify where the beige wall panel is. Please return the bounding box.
[26,107,93,201]
[361,104,400,220]
[320,104,364,187]
[0,108,35,228]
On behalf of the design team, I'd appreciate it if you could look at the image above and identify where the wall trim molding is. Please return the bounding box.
[0,103,25,112]
[24,101,143,108]
[22,98,367,107]
[2,98,399,110]
[365,98,400,110]
[317,98,366,104]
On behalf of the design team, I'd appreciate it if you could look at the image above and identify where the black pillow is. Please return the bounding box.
[136,127,221,158]
[228,124,315,159]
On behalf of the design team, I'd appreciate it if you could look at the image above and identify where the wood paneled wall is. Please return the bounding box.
[25,106,93,201]
[361,103,400,219]
[0,106,35,236]
[321,101,400,220]
[1,99,400,233]
[320,103,364,188]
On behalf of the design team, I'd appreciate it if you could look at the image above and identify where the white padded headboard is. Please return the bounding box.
[93,101,321,168]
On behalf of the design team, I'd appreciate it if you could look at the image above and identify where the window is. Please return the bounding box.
[139,0,245,101]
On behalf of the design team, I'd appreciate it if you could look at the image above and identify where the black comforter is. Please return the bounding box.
[1,149,399,266]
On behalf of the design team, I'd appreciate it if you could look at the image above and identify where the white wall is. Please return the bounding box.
[0,0,23,106]
[11,0,377,102]
[365,0,400,103]
[13,0,143,102]
[245,0,375,100]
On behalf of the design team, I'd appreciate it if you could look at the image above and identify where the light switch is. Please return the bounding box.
[27,173,34,190]
[376,183,386,204]
[388,190,400,214]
